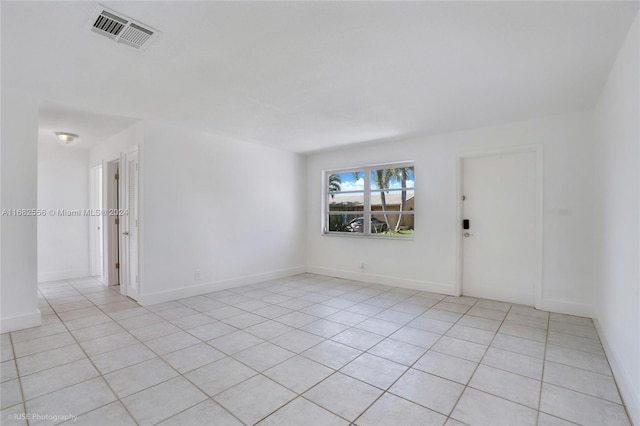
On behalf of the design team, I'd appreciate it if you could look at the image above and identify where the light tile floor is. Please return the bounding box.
[0,274,632,426]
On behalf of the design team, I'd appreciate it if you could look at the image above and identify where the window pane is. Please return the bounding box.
[328,192,364,212]
[370,190,415,212]
[370,213,414,235]
[328,171,364,194]
[370,167,415,190]
[328,214,363,233]
[371,189,415,236]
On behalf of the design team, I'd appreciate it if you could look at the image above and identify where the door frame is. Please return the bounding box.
[105,158,120,286]
[455,144,544,309]
[89,164,104,277]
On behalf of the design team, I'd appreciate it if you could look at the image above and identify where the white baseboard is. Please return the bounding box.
[137,266,306,306]
[307,266,456,295]
[0,310,41,333]
[38,269,90,283]
[593,318,639,426]
[538,298,595,318]
[94,275,108,285]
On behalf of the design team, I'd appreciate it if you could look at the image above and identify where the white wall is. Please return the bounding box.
[0,90,41,332]
[593,12,639,426]
[138,121,307,304]
[37,142,90,282]
[306,111,596,316]
[89,122,143,167]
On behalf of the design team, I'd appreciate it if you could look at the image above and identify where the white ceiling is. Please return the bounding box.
[2,1,638,153]
[38,102,139,149]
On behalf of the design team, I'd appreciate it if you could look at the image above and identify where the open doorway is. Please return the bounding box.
[105,159,121,287]
[102,147,140,300]
[37,102,141,303]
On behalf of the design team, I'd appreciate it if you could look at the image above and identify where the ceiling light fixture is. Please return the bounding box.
[55,132,79,145]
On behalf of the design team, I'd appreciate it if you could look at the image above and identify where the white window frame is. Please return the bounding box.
[323,161,415,239]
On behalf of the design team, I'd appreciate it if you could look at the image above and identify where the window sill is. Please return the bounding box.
[322,232,414,241]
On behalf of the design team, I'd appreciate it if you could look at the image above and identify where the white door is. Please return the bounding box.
[461,150,539,305]
[119,148,140,300]
[89,165,103,277]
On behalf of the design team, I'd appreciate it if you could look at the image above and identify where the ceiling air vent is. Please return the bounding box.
[89,6,159,50]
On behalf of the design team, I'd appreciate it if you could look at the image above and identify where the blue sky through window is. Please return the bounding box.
[371,168,415,190]
[332,171,364,192]
[330,168,414,193]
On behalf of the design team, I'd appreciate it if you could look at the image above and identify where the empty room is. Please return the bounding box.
[1,1,638,425]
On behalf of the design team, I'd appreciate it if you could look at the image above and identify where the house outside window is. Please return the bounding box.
[325,162,414,238]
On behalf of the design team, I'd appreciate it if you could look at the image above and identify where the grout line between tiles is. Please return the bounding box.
[351,300,476,424]
[3,274,633,426]
[535,304,551,425]
[35,279,142,425]
[441,301,514,421]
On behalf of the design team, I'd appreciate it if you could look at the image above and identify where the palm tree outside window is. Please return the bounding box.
[325,163,414,237]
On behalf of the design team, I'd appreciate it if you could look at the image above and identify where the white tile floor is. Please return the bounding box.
[0,274,632,426]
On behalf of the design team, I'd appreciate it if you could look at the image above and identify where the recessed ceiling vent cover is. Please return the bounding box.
[89,5,159,50]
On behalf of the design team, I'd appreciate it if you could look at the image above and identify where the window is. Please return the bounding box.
[325,162,414,237]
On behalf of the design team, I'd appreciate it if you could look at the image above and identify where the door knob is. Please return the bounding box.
[123,231,129,236]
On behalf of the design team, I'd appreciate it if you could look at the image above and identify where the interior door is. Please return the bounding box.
[89,165,103,277]
[119,148,140,300]
[461,150,538,305]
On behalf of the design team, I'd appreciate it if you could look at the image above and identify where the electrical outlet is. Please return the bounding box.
[194,271,201,281]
